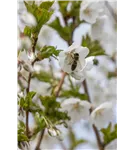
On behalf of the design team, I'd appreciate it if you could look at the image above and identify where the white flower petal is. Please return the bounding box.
[90,101,115,129]
[89,11,99,24]
[68,43,79,52]
[71,71,85,81]
[80,101,92,109]
[61,98,80,107]
[61,98,91,124]
[21,12,37,27]
[75,47,89,59]
[80,0,104,24]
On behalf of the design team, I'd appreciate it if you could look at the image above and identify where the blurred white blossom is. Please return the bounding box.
[80,0,104,24]
[18,36,32,51]
[20,12,37,27]
[90,101,115,129]
[38,25,53,47]
[30,79,51,96]
[28,51,36,62]
[105,139,117,150]
[61,98,92,125]
[91,15,117,55]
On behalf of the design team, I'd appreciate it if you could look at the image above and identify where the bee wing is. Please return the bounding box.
[76,59,86,71]
[65,55,73,65]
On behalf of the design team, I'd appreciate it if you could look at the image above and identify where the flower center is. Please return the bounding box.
[65,51,75,65]
[73,102,79,109]
[95,108,105,117]
[84,7,91,15]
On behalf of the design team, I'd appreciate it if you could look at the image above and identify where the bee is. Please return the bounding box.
[65,51,80,71]
[71,53,79,71]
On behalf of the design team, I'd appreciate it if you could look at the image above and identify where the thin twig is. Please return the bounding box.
[25,52,38,137]
[35,71,67,150]
[93,124,104,150]
[83,80,91,101]
[25,111,29,137]
[35,129,45,150]
[55,72,67,97]
[25,72,32,137]
[105,1,117,23]
[32,36,38,53]
[83,80,104,150]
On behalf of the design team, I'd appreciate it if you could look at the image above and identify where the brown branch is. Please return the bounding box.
[35,71,67,150]
[26,38,38,137]
[105,1,117,23]
[55,72,67,97]
[25,111,29,137]
[35,129,45,150]
[93,124,104,150]
[83,80,104,150]
[32,36,38,53]
[83,80,93,113]
[25,72,32,137]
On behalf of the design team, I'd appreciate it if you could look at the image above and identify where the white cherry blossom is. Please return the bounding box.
[91,15,117,55]
[59,43,89,80]
[80,0,104,24]
[61,98,92,125]
[90,101,116,129]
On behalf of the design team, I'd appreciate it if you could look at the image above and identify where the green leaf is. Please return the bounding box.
[19,97,25,107]
[69,129,76,144]
[18,121,29,142]
[48,17,71,41]
[35,7,53,32]
[101,123,117,146]
[33,113,47,136]
[58,1,69,17]
[72,139,87,149]
[39,1,54,10]
[69,129,87,150]
[37,45,62,60]
[82,34,105,57]
[25,91,36,103]
[29,102,41,113]
[60,89,88,100]
[39,95,70,124]
[32,71,52,83]
[18,91,36,111]
[69,1,81,18]
[18,120,25,129]
[24,26,31,37]
[16,133,29,142]
[24,1,53,33]
[39,95,60,110]
[24,1,37,16]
